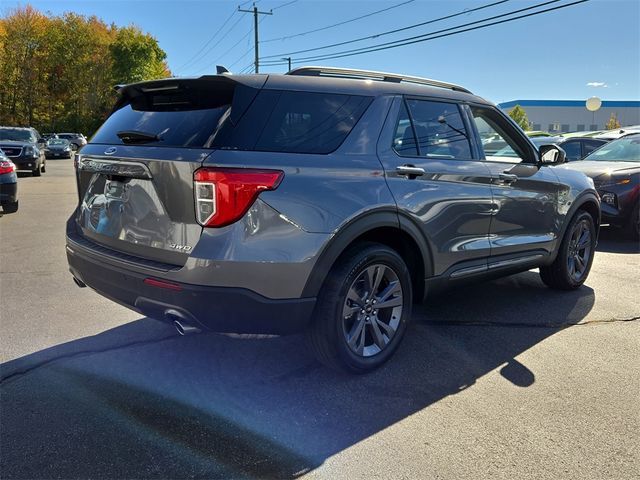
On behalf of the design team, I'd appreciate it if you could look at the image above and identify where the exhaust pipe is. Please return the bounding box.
[73,276,87,288]
[166,310,201,335]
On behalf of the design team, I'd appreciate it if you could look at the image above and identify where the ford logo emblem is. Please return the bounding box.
[104,147,117,155]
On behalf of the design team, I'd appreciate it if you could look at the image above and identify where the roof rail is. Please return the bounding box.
[286,66,472,94]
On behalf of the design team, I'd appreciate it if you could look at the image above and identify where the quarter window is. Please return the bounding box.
[393,99,471,159]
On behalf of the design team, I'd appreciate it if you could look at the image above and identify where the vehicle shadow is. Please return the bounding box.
[0,271,594,479]
[596,226,639,254]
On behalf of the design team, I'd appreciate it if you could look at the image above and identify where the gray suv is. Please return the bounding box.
[66,67,600,373]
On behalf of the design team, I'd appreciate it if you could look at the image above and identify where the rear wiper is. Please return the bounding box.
[116,130,162,144]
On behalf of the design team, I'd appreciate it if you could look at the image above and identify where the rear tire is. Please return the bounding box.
[307,243,412,373]
[2,201,18,214]
[540,210,596,290]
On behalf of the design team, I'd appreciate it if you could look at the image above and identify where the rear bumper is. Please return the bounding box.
[66,236,316,335]
[12,157,39,170]
[0,181,17,205]
[45,151,72,159]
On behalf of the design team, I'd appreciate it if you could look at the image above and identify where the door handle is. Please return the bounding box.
[498,172,518,184]
[396,165,425,178]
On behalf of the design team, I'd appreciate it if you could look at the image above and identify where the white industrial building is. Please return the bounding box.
[498,100,640,133]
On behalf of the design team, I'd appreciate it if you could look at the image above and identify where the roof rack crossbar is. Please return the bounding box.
[286,66,472,94]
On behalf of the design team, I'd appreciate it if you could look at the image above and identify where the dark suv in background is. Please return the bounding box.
[0,126,46,176]
[66,67,600,373]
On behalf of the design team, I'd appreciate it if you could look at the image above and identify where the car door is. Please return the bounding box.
[377,96,495,278]
[465,104,562,260]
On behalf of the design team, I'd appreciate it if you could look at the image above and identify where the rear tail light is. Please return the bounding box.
[194,167,284,227]
[0,160,16,175]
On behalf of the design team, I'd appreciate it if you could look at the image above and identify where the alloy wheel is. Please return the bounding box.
[342,264,403,357]
[567,218,592,282]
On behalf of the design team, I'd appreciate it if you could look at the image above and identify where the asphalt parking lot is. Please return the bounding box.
[1,159,638,479]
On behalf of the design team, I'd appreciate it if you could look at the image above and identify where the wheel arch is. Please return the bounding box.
[302,210,433,302]
[549,191,600,263]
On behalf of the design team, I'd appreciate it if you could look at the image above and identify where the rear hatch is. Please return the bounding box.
[73,75,266,266]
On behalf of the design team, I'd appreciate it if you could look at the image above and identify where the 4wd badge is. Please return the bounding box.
[170,243,192,252]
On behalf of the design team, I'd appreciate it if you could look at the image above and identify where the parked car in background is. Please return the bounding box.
[56,133,87,150]
[0,149,18,214]
[525,131,555,138]
[532,136,608,161]
[0,126,46,176]
[560,133,640,239]
[595,126,640,141]
[496,136,608,161]
[45,138,73,159]
[66,67,600,373]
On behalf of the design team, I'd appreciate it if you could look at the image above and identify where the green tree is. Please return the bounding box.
[508,104,531,131]
[110,26,170,84]
[605,112,621,130]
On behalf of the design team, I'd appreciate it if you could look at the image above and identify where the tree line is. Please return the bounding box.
[0,5,171,136]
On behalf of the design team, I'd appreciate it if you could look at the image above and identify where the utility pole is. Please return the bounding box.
[238,3,272,74]
[282,57,292,71]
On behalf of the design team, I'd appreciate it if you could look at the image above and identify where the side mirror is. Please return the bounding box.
[538,144,566,165]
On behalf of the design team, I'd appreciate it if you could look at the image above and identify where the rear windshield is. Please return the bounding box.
[91,80,371,154]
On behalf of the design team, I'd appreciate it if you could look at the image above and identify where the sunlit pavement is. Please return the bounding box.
[1,159,638,479]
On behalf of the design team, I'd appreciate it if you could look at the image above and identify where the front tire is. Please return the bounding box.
[624,203,639,241]
[307,243,412,373]
[540,210,596,290]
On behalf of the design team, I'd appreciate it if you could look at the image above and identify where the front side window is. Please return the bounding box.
[393,99,471,159]
[471,106,531,163]
[583,140,605,156]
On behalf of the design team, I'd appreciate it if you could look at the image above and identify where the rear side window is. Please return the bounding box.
[394,99,472,159]
[214,90,372,154]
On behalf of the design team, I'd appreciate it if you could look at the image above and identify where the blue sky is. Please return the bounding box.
[4,0,639,103]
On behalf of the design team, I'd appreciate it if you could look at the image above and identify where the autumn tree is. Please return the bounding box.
[508,105,531,131]
[0,6,171,135]
[605,112,621,130]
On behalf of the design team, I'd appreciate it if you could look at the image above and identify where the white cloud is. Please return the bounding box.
[586,81,608,88]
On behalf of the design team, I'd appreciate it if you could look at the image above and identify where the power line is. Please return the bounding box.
[261,0,416,44]
[228,45,255,69]
[261,0,587,66]
[272,0,299,11]
[262,0,510,59]
[181,14,246,74]
[176,0,255,72]
[191,22,256,76]
[227,15,268,70]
